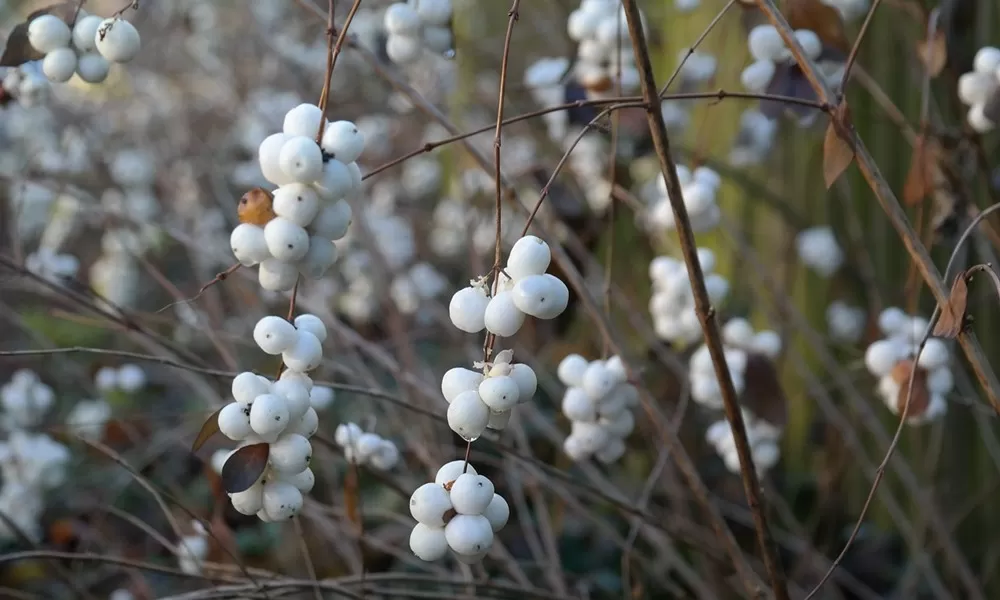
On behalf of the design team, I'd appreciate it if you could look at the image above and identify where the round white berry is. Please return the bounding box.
[441,367,484,403]
[597,390,626,416]
[76,52,110,83]
[483,291,525,337]
[449,473,495,515]
[335,422,362,447]
[272,184,320,227]
[483,493,508,532]
[262,480,303,520]
[571,421,610,453]
[270,379,311,422]
[218,401,253,441]
[793,29,822,61]
[352,432,382,462]
[927,367,954,395]
[511,274,568,320]
[298,236,338,279]
[309,385,334,410]
[95,367,118,391]
[959,72,997,106]
[557,354,588,387]
[42,48,77,83]
[249,393,290,438]
[582,362,615,401]
[230,481,264,516]
[751,331,782,358]
[117,364,146,392]
[280,467,315,494]
[231,224,269,267]
[508,363,537,403]
[72,15,102,52]
[449,286,490,333]
[723,318,754,348]
[422,26,453,54]
[414,0,453,26]
[878,307,908,335]
[410,523,449,561]
[258,258,299,292]
[258,133,294,186]
[602,408,635,437]
[28,15,71,54]
[410,482,453,526]
[293,314,327,343]
[232,372,269,405]
[435,460,476,485]
[264,217,310,262]
[974,46,1000,75]
[917,338,949,371]
[741,60,776,93]
[314,160,353,202]
[282,330,323,372]
[562,387,597,422]
[346,161,363,196]
[95,18,140,63]
[477,376,520,412]
[748,25,784,62]
[445,514,493,555]
[253,316,297,355]
[268,433,312,475]
[280,369,313,390]
[487,409,512,430]
[595,437,627,464]
[506,236,551,280]
[447,390,490,441]
[370,440,400,470]
[865,339,903,377]
[310,200,352,243]
[321,121,365,163]
[384,3,421,35]
[289,407,319,438]
[278,136,324,184]
[283,103,324,138]
[385,33,423,65]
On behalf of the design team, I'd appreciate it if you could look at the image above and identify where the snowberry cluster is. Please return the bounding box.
[705,409,782,475]
[648,165,722,234]
[27,13,139,85]
[795,225,844,278]
[24,246,79,284]
[557,354,637,463]
[94,363,147,395]
[383,0,454,65]
[334,422,400,470]
[958,47,1000,133]
[215,314,328,521]
[231,102,364,292]
[448,236,570,338]
[820,0,872,22]
[864,308,952,424]
[442,350,537,441]
[649,248,730,346]
[1,369,55,430]
[0,429,70,541]
[826,300,866,344]
[409,461,509,563]
[729,109,778,167]
[689,318,781,409]
[567,0,646,97]
[740,25,836,94]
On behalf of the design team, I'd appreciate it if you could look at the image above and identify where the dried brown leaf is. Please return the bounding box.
[932,272,969,338]
[891,359,930,417]
[220,443,269,494]
[191,407,223,452]
[903,134,937,206]
[0,3,78,67]
[916,31,947,77]
[823,104,854,188]
[785,0,850,54]
[740,353,788,429]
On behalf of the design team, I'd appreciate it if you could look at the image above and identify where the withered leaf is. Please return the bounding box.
[220,442,269,494]
[784,0,850,54]
[740,353,788,429]
[0,3,79,67]
[932,272,969,338]
[823,104,854,188]
[891,359,930,418]
[916,31,947,78]
[191,406,223,452]
[903,134,938,206]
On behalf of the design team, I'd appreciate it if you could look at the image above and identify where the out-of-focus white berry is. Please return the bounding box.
[410,523,449,561]
[384,3,421,35]
[435,460,476,485]
[249,393,290,438]
[974,47,1000,75]
[321,121,366,163]
[595,436,627,463]
[254,316,297,355]
[958,72,997,106]
[581,362,615,401]
[283,103,324,138]
[927,367,954,394]
[487,409,512,430]
[218,402,253,441]
[95,18,141,63]
[483,493,508,532]
[796,226,844,277]
[741,60,776,93]
[28,15,72,54]
[445,514,493,555]
[414,0,453,26]
[723,318,755,348]
[262,480,303,520]
[570,421,610,454]
[298,236,338,279]
[447,390,490,441]
[117,364,146,392]
[826,301,866,343]
[95,367,118,392]
[506,236,551,280]
[917,338,949,371]
[281,467,316,493]
[557,354,589,387]
[314,160,353,202]
[602,407,635,437]
[76,53,110,83]
[794,29,822,61]
[748,25,785,62]
[310,199,352,241]
[309,386,334,410]
[449,286,489,333]
[422,25,453,54]
[483,291,525,337]
[751,331,782,358]
[268,433,312,474]
[864,339,903,376]
[562,387,597,422]
[878,307,908,336]
[386,33,423,65]
[449,473,494,515]
[968,103,995,133]
[42,48,77,83]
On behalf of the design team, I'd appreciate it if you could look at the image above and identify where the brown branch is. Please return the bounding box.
[619,2,789,600]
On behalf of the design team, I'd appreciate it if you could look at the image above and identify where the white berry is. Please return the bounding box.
[484,494,509,532]
[258,258,299,292]
[449,286,490,333]
[42,48,77,83]
[262,480,303,520]
[435,460,476,485]
[508,363,537,403]
[283,103,324,138]
[410,482,453,526]
[76,52,110,83]
[95,18,140,63]
[478,376,520,412]
[484,291,525,337]
[264,217,310,262]
[447,390,490,441]
[511,274,568,320]
[293,314,327,343]
[557,354,588,387]
[321,121,366,163]
[449,473,495,515]
[268,433,312,474]
[506,236,551,280]
[253,316,297,355]
[444,514,493,555]
[278,136,324,184]
[384,3,421,35]
[410,523,449,561]
[270,379,311,422]
[281,331,323,372]
[258,133,294,186]
[249,393,290,438]
[441,367,484,403]
[72,15,102,52]
[232,372,269,405]
[218,402,253,441]
[230,481,264,515]
[29,15,71,54]
[272,184,320,227]
[314,160,353,202]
